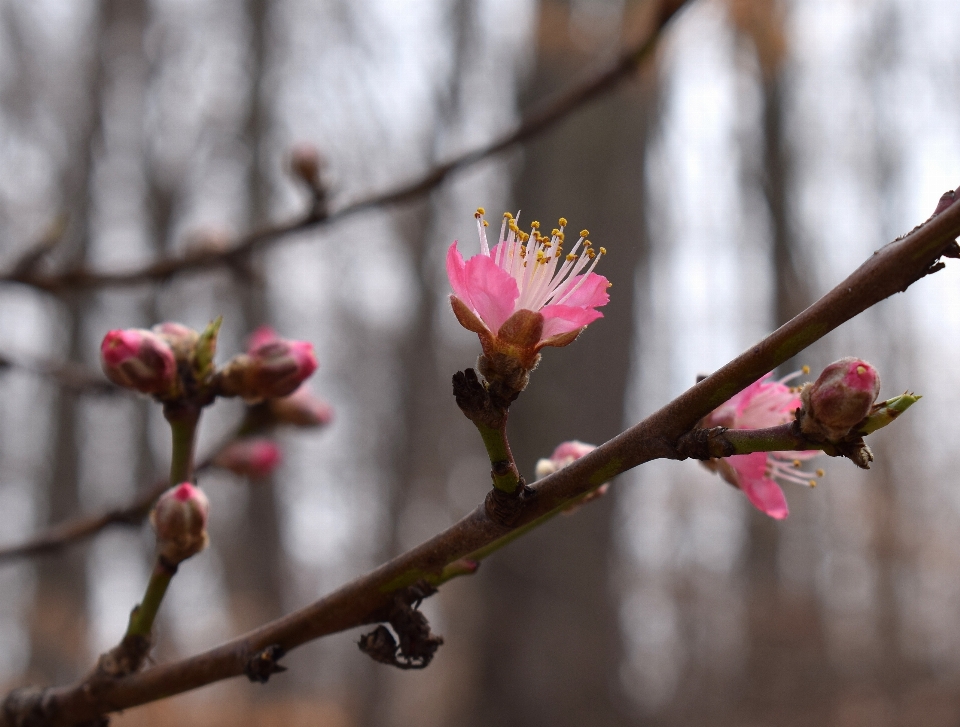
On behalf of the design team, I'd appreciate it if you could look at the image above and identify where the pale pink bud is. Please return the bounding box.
[150,482,209,565]
[214,438,282,478]
[268,384,334,428]
[801,357,881,440]
[153,322,199,360]
[100,328,177,396]
[534,441,606,515]
[217,336,317,401]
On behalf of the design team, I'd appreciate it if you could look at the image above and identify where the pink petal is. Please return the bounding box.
[559,273,610,310]
[728,453,789,519]
[446,242,472,305]
[539,304,603,340]
[463,253,519,333]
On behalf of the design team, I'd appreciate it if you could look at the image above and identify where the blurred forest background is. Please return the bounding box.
[1,0,960,725]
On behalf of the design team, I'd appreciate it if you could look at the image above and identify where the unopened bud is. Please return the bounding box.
[534,441,607,515]
[290,143,323,189]
[101,329,177,396]
[151,483,209,565]
[535,440,596,479]
[214,438,282,478]
[934,189,958,216]
[247,325,279,352]
[268,384,334,428]
[217,335,317,401]
[801,357,881,440]
[153,322,199,361]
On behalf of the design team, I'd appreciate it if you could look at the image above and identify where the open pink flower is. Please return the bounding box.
[447,209,610,369]
[702,371,822,520]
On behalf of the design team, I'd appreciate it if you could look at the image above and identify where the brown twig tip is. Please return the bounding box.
[358,582,444,670]
[452,368,505,428]
[244,645,288,684]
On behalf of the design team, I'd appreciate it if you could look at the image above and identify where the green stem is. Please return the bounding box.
[164,404,201,485]
[125,559,176,638]
[475,421,521,494]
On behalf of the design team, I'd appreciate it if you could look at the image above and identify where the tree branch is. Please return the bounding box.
[7,186,959,727]
[0,0,690,295]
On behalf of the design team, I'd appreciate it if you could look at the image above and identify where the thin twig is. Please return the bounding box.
[0,352,118,396]
[10,186,960,727]
[0,0,689,294]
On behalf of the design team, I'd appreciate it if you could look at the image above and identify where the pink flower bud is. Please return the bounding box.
[268,384,334,428]
[214,438,282,478]
[153,322,199,359]
[217,335,317,401]
[534,441,606,515]
[151,483,209,565]
[100,328,177,396]
[535,440,597,479]
[800,357,881,440]
[934,189,958,216]
[247,325,279,352]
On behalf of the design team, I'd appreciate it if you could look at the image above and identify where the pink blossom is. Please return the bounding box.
[151,482,209,564]
[447,209,610,368]
[247,325,279,352]
[100,328,178,396]
[214,438,282,478]
[702,371,822,520]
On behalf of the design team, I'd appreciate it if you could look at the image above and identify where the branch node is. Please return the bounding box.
[675,427,735,460]
[244,644,288,684]
[484,480,535,527]
[358,582,443,670]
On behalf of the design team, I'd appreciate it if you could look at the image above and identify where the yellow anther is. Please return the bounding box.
[557,232,564,241]
[606,282,612,288]
[587,249,596,259]
[808,480,817,488]
[519,248,527,257]
[542,241,552,249]
[503,211,513,219]
[476,207,485,216]
[483,221,489,227]
[599,247,607,255]
[551,228,561,237]
[801,365,810,374]
[583,240,591,247]
[816,469,825,477]
[579,229,589,238]
[558,217,568,227]
[566,253,577,261]
[856,365,866,375]
[530,220,540,229]
[793,460,801,468]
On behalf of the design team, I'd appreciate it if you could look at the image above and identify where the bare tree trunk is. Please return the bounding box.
[462,20,657,726]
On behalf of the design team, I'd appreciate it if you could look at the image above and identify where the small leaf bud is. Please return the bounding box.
[214,438,282,478]
[290,143,324,189]
[100,329,177,396]
[151,483,209,565]
[801,357,881,440]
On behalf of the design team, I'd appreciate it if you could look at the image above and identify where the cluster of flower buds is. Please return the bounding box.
[151,483,209,565]
[215,326,317,402]
[535,440,609,514]
[214,437,282,478]
[100,322,319,406]
[800,357,881,440]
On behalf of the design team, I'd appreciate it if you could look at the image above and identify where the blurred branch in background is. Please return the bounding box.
[0,0,689,295]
